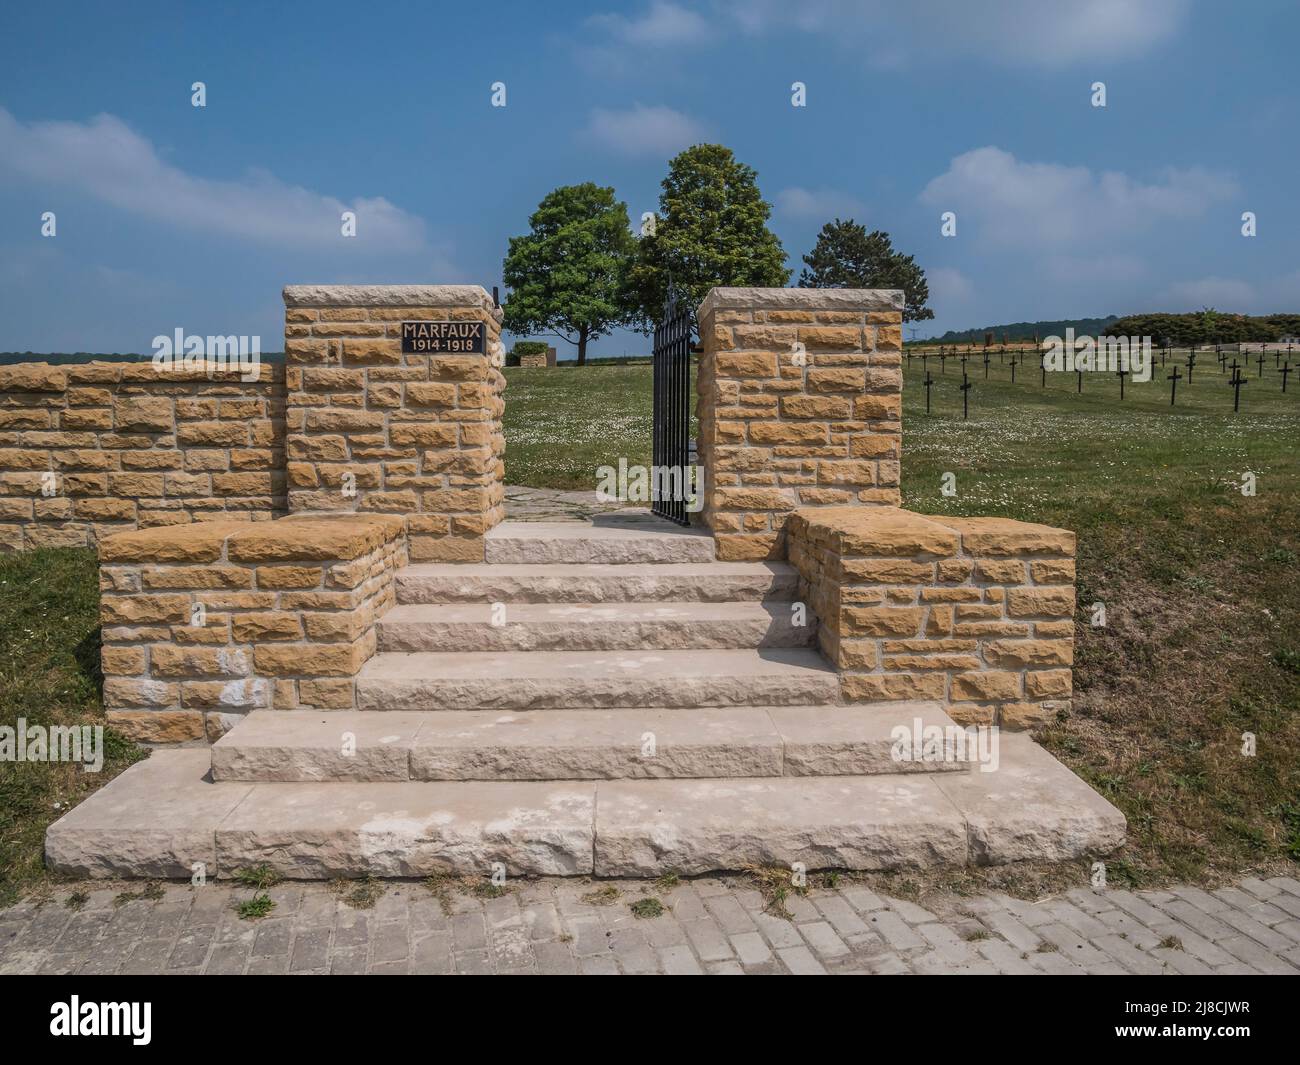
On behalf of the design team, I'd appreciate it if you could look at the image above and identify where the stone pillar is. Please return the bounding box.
[696,287,904,561]
[282,285,506,561]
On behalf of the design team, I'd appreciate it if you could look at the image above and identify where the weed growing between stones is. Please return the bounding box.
[582,885,621,906]
[113,882,164,908]
[332,876,385,910]
[235,893,275,921]
[234,864,282,890]
[745,864,810,920]
[630,897,664,919]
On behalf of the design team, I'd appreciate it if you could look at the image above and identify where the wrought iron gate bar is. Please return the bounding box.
[651,295,693,526]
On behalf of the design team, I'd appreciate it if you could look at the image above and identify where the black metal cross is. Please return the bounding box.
[1040,353,1047,387]
[1280,361,1292,393]
[960,370,972,419]
[1116,365,1129,399]
[924,371,935,414]
[1218,349,1227,374]
[1228,360,1247,412]
[983,350,990,378]
[1009,354,1018,383]
[939,352,947,375]
[1076,367,1083,393]
[1186,350,1197,383]
[1257,350,1267,378]
[1167,364,1182,406]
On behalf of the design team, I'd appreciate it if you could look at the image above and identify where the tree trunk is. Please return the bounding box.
[577,325,589,366]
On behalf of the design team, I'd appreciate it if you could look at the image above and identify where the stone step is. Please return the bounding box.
[485,517,715,565]
[396,561,798,605]
[45,735,1126,879]
[377,600,814,652]
[210,703,971,782]
[355,648,840,711]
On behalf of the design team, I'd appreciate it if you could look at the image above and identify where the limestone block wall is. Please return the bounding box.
[788,507,1076,729]
[283,285,507,562]
[97,515,405,743]
[0,361,285,550]
[696,288,904,561]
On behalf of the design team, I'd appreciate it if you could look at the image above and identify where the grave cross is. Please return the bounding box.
[1279,361,1292,393]
[1009,353,1019,383]
[1116,365,1129,399]
[1218,349,1228,374]
[1257,350,1267,378]
[960,370,972,420]
[1186,350,1197,383]
[983,350,991,378]
[1076,367,1084,393]
[1040,353,1047,388]
[924,371,935,414]
[939,352,947,376]
[1228,360,1247,412]
[1167,364,1182,406]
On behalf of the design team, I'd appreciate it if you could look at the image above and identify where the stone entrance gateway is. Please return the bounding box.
[45,285,1123,881]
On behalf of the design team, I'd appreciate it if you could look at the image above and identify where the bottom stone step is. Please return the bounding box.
[45,736,1125,879]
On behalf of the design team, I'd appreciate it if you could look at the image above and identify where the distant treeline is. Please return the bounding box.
[924,317,1119,343]
[0,352,287,366]
[1103,313,1300,346]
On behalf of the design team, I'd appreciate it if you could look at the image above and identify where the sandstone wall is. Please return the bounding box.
[788,506,1076,729]
[696,288,904,561]
[97,515,406,742]
[0,361,285,551]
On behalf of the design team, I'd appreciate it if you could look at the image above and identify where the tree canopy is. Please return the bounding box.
[501,183,636,365]
[626,144,790,330]
[797,220,934,323]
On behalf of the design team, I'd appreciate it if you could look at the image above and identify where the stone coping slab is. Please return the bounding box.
[789,506,1074,557]
[98,513,405,564]
[283,284,499,317]
[698,287,904,317]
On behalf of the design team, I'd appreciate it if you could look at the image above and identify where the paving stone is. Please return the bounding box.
[865,908,926,951]
[534,940,578,974]
[777,945,827,974]
[454,949,493,975]
[371,921,410,963]
[731,931,773,966]
[702,894,757,935]
[1152,946,1213,974]
[1217,934,1299,974]
[840,886,887,913]
[1168,885,1229,914]
[976,938,1037,974]
[410,931,453,974]
[707,959,745,974]
[682,918,733,962]
[658,945,703,975]
[814,895,871,937]
[799,921,849,959]
[1092,933,1165,974]
[580,955,620,975]
[290,928,331,972]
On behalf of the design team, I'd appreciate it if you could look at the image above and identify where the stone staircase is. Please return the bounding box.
[46,514,1124,880]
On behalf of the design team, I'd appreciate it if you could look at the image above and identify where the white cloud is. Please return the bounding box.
[919,146,1236,248]
[775,187,867,220]
[716,0,1189,65]
[0,107,428,252]
[587,2,708,45]
[928,266,974,307]
[579,104,708,157]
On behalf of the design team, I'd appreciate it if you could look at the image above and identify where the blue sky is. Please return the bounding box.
[1,0,1296,356]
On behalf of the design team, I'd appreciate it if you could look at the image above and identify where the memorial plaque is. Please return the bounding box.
[401,320,485,354]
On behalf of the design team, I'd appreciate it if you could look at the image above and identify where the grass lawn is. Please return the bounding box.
[0,549,143,906]
[2,352,1296,903]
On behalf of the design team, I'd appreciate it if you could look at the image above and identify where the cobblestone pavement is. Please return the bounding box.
[3,874,1299,975]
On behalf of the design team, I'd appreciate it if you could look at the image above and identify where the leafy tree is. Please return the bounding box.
[502,183,636,365]
[627,144,790,329]
[797,220,934,323]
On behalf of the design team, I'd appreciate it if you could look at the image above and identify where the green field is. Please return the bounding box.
[1,354,1296,903]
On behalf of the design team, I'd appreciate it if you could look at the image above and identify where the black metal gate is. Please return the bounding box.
[651,293,693,525]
